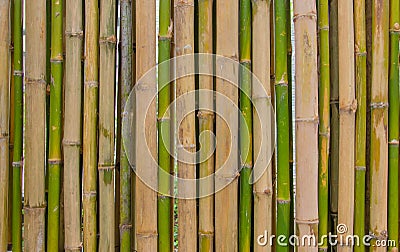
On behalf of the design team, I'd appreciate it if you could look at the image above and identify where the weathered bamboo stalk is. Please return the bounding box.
[215,0,239,250]
[354,0,367,250]
[83,0,99,250]
[275,0,290,250]
[252,0,272,251]
[369,0,389,250]
[158,0,172,250]
[329,0,339,237]
[388,0,399,249]
[7,2,13,247]
[198,0,214,251]
[337,0,356,250]
[174,0,197,250]
[317,0,330,250]
[293,0,319,251]
[239,0,252,250]
[64,0,83,251]
[11,0,22,250]
[24,0,47,250]
[98,0,117,250]
[135,0,158,250]
[119,0,133,250]
[47,0,64,249]
[0,1,10,250]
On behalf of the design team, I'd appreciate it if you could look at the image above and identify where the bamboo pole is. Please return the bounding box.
[64,0,83,251]
[135,0,157,250]
[388,0,399,249]
[239,0,252,250]
[119,0,133,250]
[354,0,367,250]
[329,0,339,236]
[275,0,290,250]
[215,0,239,250]
[158,0,172,251]
[98,0,117,250]
[0,1,10,250]
[337,0,356,250]
[198,0,214,251]
[11,0,22,250]
[317,0,330,250]
[252,0,272,251]
[24,0,47,250]
[174,0,197,250]
[369,0,389,250]
[293,0,318,251]
[47,0,64,250]
[83,0,99,250]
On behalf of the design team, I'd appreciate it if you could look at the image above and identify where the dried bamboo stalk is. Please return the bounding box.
[252,0,272,251]
[293,0,319,251]
[135,0,158,250]
[64,0,83,251]
[98,0,117,250]
[369,0,389,250]
[337,0,356,250]
[215,0,239,250]
[0,0,11,250]
[24,0,47,250]
[83,0,99,250]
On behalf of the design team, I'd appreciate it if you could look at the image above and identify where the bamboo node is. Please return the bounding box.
[340,99,358,113]
[65,244,83,251]
[389,139,399,145]
[50,55,63,63]
[98,164,115,171]
[24,205,47,212]
[174,1,195,8]
[100,35,117,45]
[370,102,389,110]
[293,12,317,22]
[0,132,9,139]
[277,199,291,204]
[48,159,63,165]
[65,30,84,38]
[84,81,99,88]
[318,25,329,31]
[390,23,400,33]
[25,77,46,86]
[197,111,214,119]
[275,80,288,87]
[177,143,196,151]
[63,140,81,146]
[330,98,339,105]
[13,70,24,77]
[119,224,133,231]
[9,143,13,150]
[136,232,158,239]
[242,163,252,169]
[199,232,214,237]
[355,166,366,171]
[355,51,367,57]
[240,59,251,65]
[83,191,97,198]
[295,116,319,123]
[252,95,272,101]
[12,161,22,168]
[157,116,171,122]
[295,218,319,225]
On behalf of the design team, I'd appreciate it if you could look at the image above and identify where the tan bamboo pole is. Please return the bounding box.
[252,0,272,251]
[98,0,117,250]
[215,0,239,251]
[24,0,47,250]
[64,0,83,251]
[135,0,158,250]
[293,0,318,251]
[174,0,197,250]
[0,1,11,250]
[369,0,389,249]
[337,0,356,250]
[83,0,99,250]
[198,0,214,251]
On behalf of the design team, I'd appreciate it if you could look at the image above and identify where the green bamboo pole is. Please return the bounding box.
[369,0,389,250]
[158,0,172,250]
[11,0,22,250]
[239,0,252,250]
[47,0,63,250]
[354,0,367,250]
[119,0,133,250]
[64,0,83,251]
[83,0,99,250]
[98,0,116,250]
[275,0,290,250]
[293,0,319,251]
[318,0,330,250]
[388,0,399,249]
[329,0,339,236]
[0,1,11,250]
[198,0,214,251]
